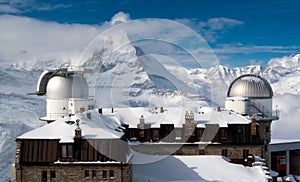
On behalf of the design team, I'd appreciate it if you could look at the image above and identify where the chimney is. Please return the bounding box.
[112,107,114,113]
[139,115,145,129]
[160,107,164,113]
[74,119,82,139]
[251,116,257,135]
[184,111,195,138]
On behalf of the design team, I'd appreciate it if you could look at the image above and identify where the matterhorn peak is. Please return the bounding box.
[110,12,130,26]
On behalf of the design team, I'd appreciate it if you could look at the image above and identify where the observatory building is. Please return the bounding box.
[15,72,279,181]
[34,67,94,123]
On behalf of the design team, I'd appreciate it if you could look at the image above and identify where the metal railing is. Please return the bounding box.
[248,100,279,120]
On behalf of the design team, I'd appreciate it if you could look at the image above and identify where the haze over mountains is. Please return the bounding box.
[0,32,300,180]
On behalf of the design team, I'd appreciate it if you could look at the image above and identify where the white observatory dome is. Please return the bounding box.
[46,74,89,99]
[227,74,273,98]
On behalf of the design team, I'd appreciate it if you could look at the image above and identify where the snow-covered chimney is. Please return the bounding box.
[74,119,82,139]
[138,115,145,129]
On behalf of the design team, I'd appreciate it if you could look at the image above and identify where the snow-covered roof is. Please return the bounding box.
[17,106,252,142]
[17,110,123,143]
[271,138,300,145]
[132,154,268,182]
[100,107,251,128]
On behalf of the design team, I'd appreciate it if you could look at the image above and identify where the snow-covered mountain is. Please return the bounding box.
[0,32,300,180]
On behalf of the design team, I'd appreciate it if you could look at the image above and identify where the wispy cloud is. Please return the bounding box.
[0,4,20,13]
[0,0,70,14]
[212,44,299,54]
[177,17,244,43]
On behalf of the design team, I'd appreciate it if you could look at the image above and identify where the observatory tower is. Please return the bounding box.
[225,74,279,163]
[225,74,278,120]
[32,67,94,123]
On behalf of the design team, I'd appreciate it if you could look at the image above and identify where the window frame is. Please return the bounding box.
[50,170,56,182]
[41,171,47,182]
[221,149,228,157]
[102,170,107,179]
[220,128,228,140]
[61,144,73,159]
[243,149,249,159]
[92,169,97,179]
[84,170,90,178]
[109,169,114,179]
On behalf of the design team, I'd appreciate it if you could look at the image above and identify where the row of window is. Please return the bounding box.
[135,128,229,141]
[85,169,114,179]
[41,169,115,181]
[61,143,107,158]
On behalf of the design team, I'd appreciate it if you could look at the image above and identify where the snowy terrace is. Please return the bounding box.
[132,154,270,182]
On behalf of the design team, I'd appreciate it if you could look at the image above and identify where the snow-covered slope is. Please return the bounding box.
[0,32,300,180]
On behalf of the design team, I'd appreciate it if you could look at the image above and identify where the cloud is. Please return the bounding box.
[0,12,220,70]
[200,18,244,30]
[177,17,244,43]
[272,94,300,139]
[0,4,20,13]
[212,44,299,54]
[249,59,263,65]
[0,14,105,64]
[0,0,71,14]
[110,11,130,25]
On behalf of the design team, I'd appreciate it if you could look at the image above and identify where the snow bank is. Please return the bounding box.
[133,155,267,182]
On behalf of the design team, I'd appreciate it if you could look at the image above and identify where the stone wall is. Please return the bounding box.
[257,120,272,164]
[130,143,264,160]
[16,164,131,182]
[205,145,263,159]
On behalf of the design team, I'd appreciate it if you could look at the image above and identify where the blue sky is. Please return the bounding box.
[0,0,299,67]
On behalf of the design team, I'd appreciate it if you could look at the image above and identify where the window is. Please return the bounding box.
[221,149,228,157]
[109,170,114,178]
[264,144,268,152]
[67,145,73,157]
[139,129,145,137]
[62,145,67,157]
[175,129,182,140]
[199,149,205,155]
[61,144,73,158]
[220,128,228,139]
[92,170,97,179]
[197,129,204,140]
[243,149,249,159]
[101,143,107,156]
[102,170,107,178]
[50,171,56,182]
[278,158,286,164]
[41,171,47,182]
[153,130,159,140]
[84,170,90,178]
[251,121,257,135]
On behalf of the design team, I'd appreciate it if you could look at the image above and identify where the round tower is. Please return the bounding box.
[225,74,279,165]
[33,67,94,123]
